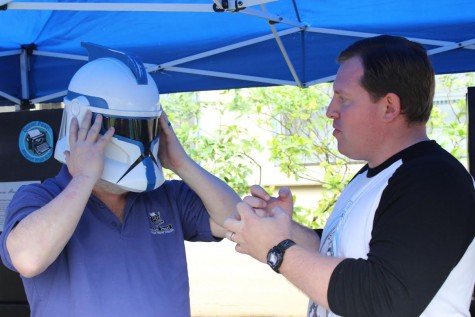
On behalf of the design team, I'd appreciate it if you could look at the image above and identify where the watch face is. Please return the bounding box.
[268,252,278,265]
[267,250,282,268]
[267,239,296,273]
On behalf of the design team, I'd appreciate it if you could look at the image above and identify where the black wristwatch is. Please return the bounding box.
[266,239,296,273]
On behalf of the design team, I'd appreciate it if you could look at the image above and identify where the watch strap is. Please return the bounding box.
[275,239,296,252]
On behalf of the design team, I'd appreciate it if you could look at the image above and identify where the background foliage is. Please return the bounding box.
[161,73,474,228]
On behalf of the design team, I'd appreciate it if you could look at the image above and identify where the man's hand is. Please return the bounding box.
[65,111,114,183]
[224,201,292,263]
[244,185,294,217]
[157,111,191,174]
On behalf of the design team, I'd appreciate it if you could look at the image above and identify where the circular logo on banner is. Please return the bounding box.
[18,121,54,163]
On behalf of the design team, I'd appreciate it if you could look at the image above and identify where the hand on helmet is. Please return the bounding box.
[64,111,115,183]
[157,111,191,173]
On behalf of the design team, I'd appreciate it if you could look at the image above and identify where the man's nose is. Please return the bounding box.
[326,99,338,119]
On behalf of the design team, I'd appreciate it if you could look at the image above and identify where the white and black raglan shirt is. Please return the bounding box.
[308,140,475,317]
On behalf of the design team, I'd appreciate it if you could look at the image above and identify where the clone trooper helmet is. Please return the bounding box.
[54,43,165,192]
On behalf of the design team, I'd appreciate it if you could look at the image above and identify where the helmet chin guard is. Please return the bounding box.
[54,43,165,192]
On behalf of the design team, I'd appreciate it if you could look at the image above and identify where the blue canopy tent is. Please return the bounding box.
[0,0,475,107]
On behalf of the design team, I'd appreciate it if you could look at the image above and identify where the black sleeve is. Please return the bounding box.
[327,159,475,317]
[314,228,323,238]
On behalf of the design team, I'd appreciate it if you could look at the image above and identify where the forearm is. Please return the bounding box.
[6,175,95,277]
[290,220,321,251]
[175,158,241,236]
[279,245,343,309]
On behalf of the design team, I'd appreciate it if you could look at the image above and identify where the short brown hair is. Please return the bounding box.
[338,35,435,123]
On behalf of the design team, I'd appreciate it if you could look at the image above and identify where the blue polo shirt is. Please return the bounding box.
[0,166,217,317]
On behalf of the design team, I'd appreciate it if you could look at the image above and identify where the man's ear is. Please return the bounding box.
[383,93,401,122]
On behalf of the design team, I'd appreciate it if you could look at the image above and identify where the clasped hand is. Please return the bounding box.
[223,185,294,263]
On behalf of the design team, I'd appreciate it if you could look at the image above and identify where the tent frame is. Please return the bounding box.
[468,86,475,178]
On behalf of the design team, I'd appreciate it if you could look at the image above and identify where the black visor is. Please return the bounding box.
[99,115,160,143]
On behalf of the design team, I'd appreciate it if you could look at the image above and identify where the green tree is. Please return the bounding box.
[161,73,473,228]
[428,73,475,163]
[225,86,354,228]
[160,92,262,196]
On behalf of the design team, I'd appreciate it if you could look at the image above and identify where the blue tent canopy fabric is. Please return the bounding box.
[0,0,475,106]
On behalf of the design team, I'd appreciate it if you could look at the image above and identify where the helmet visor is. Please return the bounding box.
[100,115,160,143]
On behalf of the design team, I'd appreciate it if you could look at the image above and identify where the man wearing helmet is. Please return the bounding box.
[0,44,241,317]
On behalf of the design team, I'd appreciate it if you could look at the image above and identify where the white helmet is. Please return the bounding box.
[54,43,165,192]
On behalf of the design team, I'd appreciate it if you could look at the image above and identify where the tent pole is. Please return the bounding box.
[307,27,475,51]
[3,0,275,12]
[31,91,68,104]
[0,49,21,57]
[306,75,336,87]
[165,66,298,86]
[33,50,88,61]
[427,39,475,56]
[468,86,475,178]
[259,3,302,87]
[240,7,305,28]
[268,21,302,87]
[0,90,21,104]
[148,28,301,72]
[19,47,32,109]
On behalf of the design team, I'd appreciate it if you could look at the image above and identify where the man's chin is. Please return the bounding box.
[95,179,128,195]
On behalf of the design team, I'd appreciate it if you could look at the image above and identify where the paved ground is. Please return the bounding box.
[185,240,308,317]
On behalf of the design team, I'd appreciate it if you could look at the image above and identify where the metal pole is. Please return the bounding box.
[467,86,475,177]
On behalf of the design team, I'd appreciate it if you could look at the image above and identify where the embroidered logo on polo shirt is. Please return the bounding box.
[148,211,174,234]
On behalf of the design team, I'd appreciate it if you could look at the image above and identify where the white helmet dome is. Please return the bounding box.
[54,43,165,192]
[68,57,160,117]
